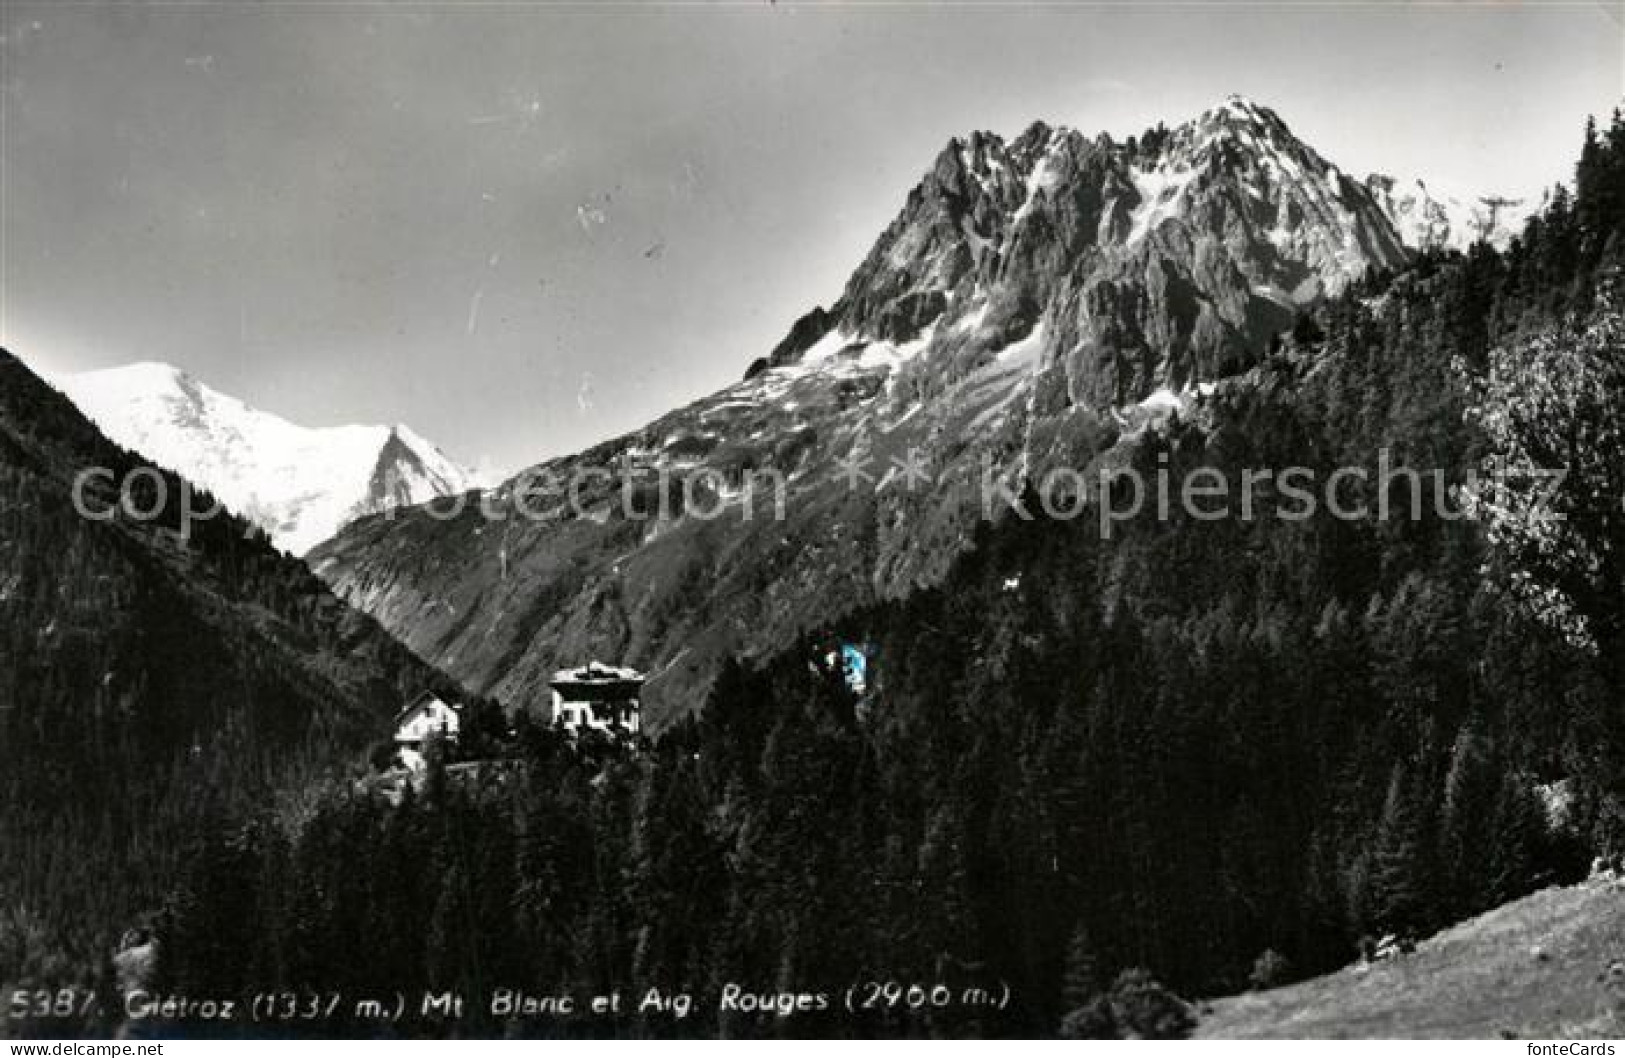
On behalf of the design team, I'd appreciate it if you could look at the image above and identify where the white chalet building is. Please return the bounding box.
[393,690,461,770]
[549,662,644,736]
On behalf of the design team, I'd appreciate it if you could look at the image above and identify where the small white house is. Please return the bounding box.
[549,661,644,736]
[393,690,461,770]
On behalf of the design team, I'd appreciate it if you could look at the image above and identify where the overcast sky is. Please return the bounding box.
[2,1,1621,478]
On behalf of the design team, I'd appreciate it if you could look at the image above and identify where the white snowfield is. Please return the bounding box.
[51,361,479,555]
[1365,172,1543,253]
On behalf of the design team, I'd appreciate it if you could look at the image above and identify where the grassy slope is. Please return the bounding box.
[1198,882,1625,1038]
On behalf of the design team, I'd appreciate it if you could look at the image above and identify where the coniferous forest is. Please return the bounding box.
[0,349,463,1030]
[135,114,1625,1037]
[4,113,1625,1038]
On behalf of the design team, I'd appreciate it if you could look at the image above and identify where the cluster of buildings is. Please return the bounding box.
[390,643,871,771]
[391,660,645,771]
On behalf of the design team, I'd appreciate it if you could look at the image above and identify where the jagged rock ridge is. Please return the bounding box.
[307,96,1503,725]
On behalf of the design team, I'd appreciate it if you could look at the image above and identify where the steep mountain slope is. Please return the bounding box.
[1198,881,1625,1038]
[1365,173,1542,253]
[0,348,459,952]
[51,361,477,555]
[149,108,1625,1038]
[310,96,1415,725]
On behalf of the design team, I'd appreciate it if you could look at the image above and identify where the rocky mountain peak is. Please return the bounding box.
[1203,94,1292,133]
[1152,95,1328,178]
[308,94,1522,725]
[782,95,1410,411]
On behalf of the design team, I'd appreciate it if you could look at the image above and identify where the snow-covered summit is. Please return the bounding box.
[1365,172,1542,253]
[51,361,479,555]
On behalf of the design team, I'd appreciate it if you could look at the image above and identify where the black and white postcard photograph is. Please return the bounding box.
[1,0,1624,1045]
